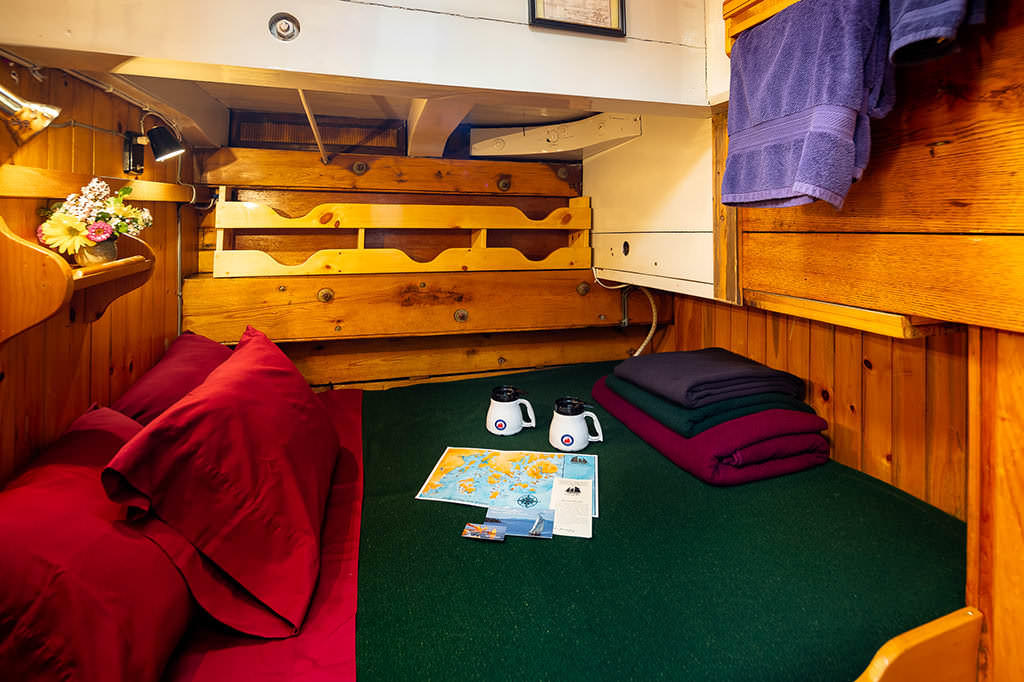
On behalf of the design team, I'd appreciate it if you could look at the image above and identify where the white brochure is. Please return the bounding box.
[551,477,593,539]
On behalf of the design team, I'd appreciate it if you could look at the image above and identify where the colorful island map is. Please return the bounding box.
[416,447,599,517]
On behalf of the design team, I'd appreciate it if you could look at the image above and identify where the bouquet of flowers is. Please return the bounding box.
[37,178,152,255]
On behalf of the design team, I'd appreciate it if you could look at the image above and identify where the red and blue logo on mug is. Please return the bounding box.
[561,434,574,447]
[495,419,507,431]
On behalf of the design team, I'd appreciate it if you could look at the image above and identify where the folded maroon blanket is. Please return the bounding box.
[593,377,830,485]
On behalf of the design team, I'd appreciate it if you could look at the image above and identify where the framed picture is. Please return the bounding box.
[529,0,626,37]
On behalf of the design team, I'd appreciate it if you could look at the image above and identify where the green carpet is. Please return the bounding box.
[357,362,966,681]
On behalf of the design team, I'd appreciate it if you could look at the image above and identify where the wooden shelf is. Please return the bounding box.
[743,290,963,338]
[72,256,150,290]
[0,215,155,345]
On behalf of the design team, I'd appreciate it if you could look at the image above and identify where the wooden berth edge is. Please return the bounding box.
[854,607,982,682]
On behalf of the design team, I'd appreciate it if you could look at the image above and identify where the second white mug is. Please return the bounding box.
[548,397,603,452]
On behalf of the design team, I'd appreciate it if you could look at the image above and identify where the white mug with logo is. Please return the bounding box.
[548,397,603,452]
[486,386,536,436]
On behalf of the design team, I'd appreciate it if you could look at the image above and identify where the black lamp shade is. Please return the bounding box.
[148,125,185,162]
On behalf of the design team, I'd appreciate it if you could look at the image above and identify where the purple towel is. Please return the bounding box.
[723,0,893,209]
[593,377,829,485]
[890,0,986,64]
[613,347,805,409]
[723,0,986,209]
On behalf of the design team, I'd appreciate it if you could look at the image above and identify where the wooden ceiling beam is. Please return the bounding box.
[406,96,475,158]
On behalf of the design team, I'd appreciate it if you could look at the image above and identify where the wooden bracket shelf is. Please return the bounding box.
[0,215,156,345]
[206,196,592,278]
[743,290,963,338]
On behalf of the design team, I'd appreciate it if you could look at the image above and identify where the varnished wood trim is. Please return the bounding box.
[198,147,581,196]
[743,290,962,339]
[0,215,73,346]
[712,111,739,303]
[0,165,195,202]
[742,232,1024,333]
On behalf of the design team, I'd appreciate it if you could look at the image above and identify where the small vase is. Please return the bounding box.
[75,239,118,266]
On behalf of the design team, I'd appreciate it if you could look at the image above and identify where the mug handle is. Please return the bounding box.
[518,399,536,428]
[583,411,603,442]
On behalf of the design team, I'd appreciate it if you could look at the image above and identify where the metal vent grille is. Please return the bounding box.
[230,111,406,155]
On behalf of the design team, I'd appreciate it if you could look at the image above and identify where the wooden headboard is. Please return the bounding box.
[722,0,802,54]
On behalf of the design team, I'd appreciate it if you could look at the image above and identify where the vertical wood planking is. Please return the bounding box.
[892,337,928,500]
[785,317,810,379]
[746,308,767,365]
[765,311,787,371]
[807,321,835,441]
[974,328,1024,681]
[831,327,863,469]
[861,334,894,483]
[713,302,731,349]
[926,332,968,518]
[676,296,703,351]
[729,305,748,357]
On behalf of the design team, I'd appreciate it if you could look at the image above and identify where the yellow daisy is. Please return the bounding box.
[40,213,95,255]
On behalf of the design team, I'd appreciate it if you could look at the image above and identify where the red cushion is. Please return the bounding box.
[103,326,340,637]
[164,388,364,682]
[111,332,232,425]
[0,408,193,682]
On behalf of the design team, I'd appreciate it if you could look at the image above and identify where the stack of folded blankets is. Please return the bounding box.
[592,348,829,486]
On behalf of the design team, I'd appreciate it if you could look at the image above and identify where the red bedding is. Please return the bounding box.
[163,388,363,682]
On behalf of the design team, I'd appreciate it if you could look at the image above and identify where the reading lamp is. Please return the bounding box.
[124,113,186,174]
[147,125,186,162]
[0,83,61,144]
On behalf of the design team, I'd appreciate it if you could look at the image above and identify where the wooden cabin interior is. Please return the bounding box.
[0,1,1020,680]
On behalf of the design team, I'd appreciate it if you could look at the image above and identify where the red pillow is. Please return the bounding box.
[0,408,193,682]
[111,331,232,425]
[102,326,340,637]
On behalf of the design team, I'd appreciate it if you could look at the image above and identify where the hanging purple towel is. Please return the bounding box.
[890,0,986,64]
[722,0,893,209]
[592,377,830,486]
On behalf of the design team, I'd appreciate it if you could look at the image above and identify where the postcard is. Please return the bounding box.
[485,507,554,538]
[461,523,507,541]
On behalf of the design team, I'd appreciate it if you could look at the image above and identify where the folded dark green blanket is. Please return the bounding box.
[605,374,815,438]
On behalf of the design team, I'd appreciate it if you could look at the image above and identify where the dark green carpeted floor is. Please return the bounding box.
[356,362,965,681]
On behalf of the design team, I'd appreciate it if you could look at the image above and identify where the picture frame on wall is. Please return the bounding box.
[528,0,626,37]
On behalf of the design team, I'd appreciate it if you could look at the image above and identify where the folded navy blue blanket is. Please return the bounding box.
[613,348,805,409]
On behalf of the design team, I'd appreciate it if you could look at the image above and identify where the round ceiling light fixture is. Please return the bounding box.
[269,12,301,41]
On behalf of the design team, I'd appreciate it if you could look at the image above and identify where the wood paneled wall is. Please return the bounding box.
[0,66,196,484]
[674,296,967,519]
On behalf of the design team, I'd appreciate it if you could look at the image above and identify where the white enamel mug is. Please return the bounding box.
[548,397,603,452]
[486,386,536,436]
